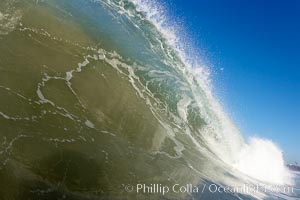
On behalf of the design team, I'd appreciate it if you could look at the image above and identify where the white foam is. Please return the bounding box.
[0,112,10,120]
[76,59,89,72]
[177,96,191,122]
[65,71,73,81]
[0,10,22,35]
[234,137,293,185]
[85,120,95,129]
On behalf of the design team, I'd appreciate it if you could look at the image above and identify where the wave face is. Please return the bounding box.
[0,0,297,199]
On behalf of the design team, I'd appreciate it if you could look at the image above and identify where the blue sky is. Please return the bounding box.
[164,0,300,163]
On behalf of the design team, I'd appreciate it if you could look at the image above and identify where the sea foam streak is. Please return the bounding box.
[128,0,294,186]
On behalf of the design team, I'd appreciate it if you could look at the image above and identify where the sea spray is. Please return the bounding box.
[234,137,294,185]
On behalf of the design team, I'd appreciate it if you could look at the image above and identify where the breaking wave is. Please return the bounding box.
[126,0,294,186]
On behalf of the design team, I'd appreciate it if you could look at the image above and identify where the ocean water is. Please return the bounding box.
[0,0,299,199]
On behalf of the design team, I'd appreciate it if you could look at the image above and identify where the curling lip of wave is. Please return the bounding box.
[128,0,294,185]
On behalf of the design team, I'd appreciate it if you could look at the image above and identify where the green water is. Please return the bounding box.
[0,1,216,199]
